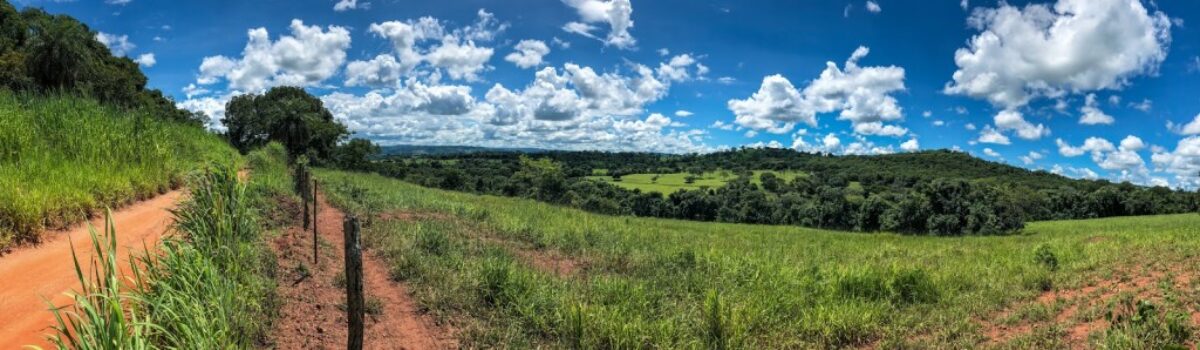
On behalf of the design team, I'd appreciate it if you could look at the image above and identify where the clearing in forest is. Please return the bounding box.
[587,170,807,194]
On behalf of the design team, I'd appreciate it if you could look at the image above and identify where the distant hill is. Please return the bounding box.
[372,145,1198,228]
[379,145,550,156]
[389,147,1170,192]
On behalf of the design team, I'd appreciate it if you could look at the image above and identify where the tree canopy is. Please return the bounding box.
[222,86,349,160]
[0,1,201,125]
[331,138,381,170]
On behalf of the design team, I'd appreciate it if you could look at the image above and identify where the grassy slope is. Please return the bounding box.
[319,169,1200,349]
[586,170,806,195]
[0,92,239,249]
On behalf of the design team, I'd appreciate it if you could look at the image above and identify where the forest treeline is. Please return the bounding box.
[356,148,1199,236]
[0,1,201,125]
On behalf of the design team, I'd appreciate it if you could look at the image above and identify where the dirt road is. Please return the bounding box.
[0,190,184,349]
[269,191,455,349]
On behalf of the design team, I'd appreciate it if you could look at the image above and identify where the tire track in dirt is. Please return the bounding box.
[0,190,184,349]
[269,191,455,350]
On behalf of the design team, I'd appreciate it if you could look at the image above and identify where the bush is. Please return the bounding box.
[1033,244,1058,272]
[888,268,939,305]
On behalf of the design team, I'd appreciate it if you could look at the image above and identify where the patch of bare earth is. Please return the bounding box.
[978,261,1199,349]
[269,193,456,350]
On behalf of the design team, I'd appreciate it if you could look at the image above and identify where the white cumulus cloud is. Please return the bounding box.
[729,46,907,136]
[193,20,351,91]
[333,0,368,11]
[1079,93,1115,125]
[134,53,156,67]
[344,54,405,88]
[95,32,134,56]
[865,1,881,13]
[945,0,1171,109]
[561,0,636,49]
[504,40,551,69]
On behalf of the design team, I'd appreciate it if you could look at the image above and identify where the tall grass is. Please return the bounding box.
[44,149,291,349]
[0,91,238,249]
[43,214,155,350]
[134,165,275,348]
[317,169,1200,348]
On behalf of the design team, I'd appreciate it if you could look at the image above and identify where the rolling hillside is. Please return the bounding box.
[317,168,1200,348]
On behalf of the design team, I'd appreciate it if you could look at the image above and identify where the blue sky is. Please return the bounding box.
[16,0,1200,188]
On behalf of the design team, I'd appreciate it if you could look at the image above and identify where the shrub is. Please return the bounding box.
[888,268,939,305]
[1033,244,1058,272]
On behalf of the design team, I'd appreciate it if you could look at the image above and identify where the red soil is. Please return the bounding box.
[0,190,184,349]
[979,263,1199,349]
[269,192,455,350]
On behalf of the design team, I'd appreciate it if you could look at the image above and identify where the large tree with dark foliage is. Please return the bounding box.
[223,86,349,160]
[0,1,202,125]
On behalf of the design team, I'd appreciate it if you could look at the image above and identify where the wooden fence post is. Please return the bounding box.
[301,167,310,230]
[343,215,364,350]
[313,180,319,265]
[302,198,310,230]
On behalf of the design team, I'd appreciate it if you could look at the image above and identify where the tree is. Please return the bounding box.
[0,5,200,122]
[760,172,784,193]
[855,194,895,232]
[669,189,717,221]
[222,86,349,159]
[0,2,25,52]
[1085,185,1125,218]
[882,192,930,233]
[0,2,30,90]
[332,138,381,171]
[25,13,95,90]
[513,156,567,202]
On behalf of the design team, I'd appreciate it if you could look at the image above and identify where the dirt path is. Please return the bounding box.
[269,191,454,350]
[0,190,184,349]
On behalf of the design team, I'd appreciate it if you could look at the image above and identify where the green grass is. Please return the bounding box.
[43,214,154,350]
[0,92,239,249]
[43,146,291,349]
[318,169,1200,349]
[586,170,806,194]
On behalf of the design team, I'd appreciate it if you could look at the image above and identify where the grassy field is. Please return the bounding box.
[586,170,806,194]
[0,92,239,249]
[318,169,1200,349]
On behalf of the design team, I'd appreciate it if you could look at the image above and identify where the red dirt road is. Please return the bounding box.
[0,190,183,349]
[270,192,454,349]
